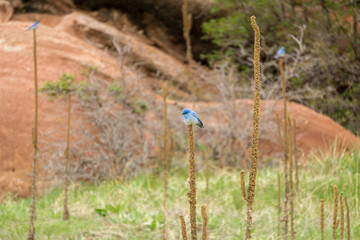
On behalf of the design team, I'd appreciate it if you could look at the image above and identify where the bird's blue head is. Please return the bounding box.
[279,46,285,52]
[182,108,191,115]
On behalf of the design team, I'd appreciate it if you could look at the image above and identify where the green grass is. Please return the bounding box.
[0,152,359,239]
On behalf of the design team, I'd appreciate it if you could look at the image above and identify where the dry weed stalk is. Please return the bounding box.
[201,205,208,240]
[157,135,163,168]
[182,0,192,63]
[240,170,246,201]
[169,129,176,165]
[187,125,197,240]
[280,50,289,240]
[205,151,209,195]
[162,83,169,240]
[321,199,324,240]
[276,113,282,144]
[277,170,281,239]
[288,117,295,239]
[333,185,339,240]
[344,196,350,240]
[340,193,344,240]
[244,15,261,240]
[28,26,38,240]
[179,214,188,240]
[293,119,299,193]
[63,94,71,220]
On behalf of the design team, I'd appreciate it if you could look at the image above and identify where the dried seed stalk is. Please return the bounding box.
[340,193,344,240]
[179,214,188,240]
[205,151,209,195]
[333,185,339,240]
[278,170,281,239]
[240,170,246,201]
[276,113,282,144]
[201,205,208,240]
[169,129,176,165]
[187,125,197,240]
[162,83,169,240]
[344,196,350,240]
[288,117,295,239]
[321,199,324,240]
[293,119,299,193]
[28,27,38,240]
[280,54,289,240]
[63,94,71,221]
[245,15,261,240]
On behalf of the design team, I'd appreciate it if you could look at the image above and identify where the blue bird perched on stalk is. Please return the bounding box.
[274,46,285,59]
[27,21,39,31]
[182,108,204,128]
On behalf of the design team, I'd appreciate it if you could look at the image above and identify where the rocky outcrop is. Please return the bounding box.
[0,0,14,22]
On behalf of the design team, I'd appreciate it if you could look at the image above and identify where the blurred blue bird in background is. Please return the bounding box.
[274,46,285,59]
[27,21,39,31]
[182,108,204,128]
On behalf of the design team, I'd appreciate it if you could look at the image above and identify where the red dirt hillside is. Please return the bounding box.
[0,13,359,198]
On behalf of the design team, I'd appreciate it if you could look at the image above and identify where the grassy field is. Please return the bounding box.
[0,151,359,239]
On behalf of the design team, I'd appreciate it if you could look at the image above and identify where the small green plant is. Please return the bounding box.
[40,73,76,96]
[129,99,148,114]
[40,73,77,221]
[107,81,123,98]
[95,203,122,217]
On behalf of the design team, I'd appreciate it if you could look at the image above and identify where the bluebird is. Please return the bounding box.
[27,21,39,31]
[182,108,204,128]
[274,46,285,59]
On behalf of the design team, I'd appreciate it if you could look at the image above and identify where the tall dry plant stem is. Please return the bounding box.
[169,129,175,165]
[340,192,344,240]
[321,199,324,240]
[277,170,281,239]
[187,125,197,240]
[182,0,192,63]
[344,196,350,240]
[245,15,261,240]
[162,83,169,240]
[179,214,188,240]
[280,55,289,240]
[63,94,71,220]
[333,185,339,240]
[288,117,295,239]
[157,136,162,167]
[356,154,359,218]
[240,170,246,201]
[276,113,282,144]
[201,205,208,240]
[293,119,299,193]
[28,28,38,240]
[205,151,209,195]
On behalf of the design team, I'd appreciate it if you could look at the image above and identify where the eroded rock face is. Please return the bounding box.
[72,0,215,61]
[0,0,14,22]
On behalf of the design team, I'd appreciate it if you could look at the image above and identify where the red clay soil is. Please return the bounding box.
[0,16,359,199]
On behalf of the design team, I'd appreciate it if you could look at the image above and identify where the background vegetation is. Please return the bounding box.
[0,151,359,239]
[202,0,360,135]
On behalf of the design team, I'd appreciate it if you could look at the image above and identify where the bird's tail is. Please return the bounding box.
[196,122,204,128]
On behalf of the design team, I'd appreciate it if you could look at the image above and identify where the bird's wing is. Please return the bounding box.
[192,112,204,128]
